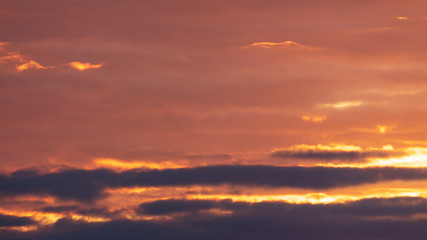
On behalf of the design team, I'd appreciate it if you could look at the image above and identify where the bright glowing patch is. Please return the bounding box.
[278,144,363,152]
[320,101,363,109]
[68,61,103,71]
[94,158,184,170]
[396,16,408,20]
[377,125,389,134]
[16,60,53,72]
[251,41,301,48]
[369,148,427,167]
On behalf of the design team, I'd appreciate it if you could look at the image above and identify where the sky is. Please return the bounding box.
[1,0,427,239]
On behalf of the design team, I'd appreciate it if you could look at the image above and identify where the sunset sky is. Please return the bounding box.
[2,0,427,239]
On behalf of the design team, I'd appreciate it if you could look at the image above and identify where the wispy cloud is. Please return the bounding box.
[0,41,9,50]
[301,115,327,123]
[249,40,317,49]
[396,16,408,20]
[68,61,104,71]
[0,49,53,72]
[16,60,53,72]
[271,144,399,161]
[0,52,24,63]
[320,101,363,109]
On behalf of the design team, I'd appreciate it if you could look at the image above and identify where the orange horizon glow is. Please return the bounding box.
[3,1,427,238]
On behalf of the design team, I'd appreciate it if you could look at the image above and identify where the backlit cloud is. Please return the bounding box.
[68,61,103,71]
[0,52,24,63]
[3,0,427,239]
[320,101,363,109]
[249,40,315,49]
[301,115,327,123]
[16,60,53,72]
[271,144,400,162]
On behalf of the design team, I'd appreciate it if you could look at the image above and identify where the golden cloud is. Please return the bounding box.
[320,100,363,109]
[396,16,408,20]
[301,115,327,123]
[16,60,53,72]
[68,61,104,71]
[249,40,318,50]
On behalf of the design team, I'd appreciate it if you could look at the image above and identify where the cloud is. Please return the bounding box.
[2,166,427,202]
[0,42,9,50]
[16,60,53,72]
[3,197,427,240]
[138,196,427,217]
[319,101,363,109]
[138,199,220,215]
[271,144,400,161]
[42,206,78,213]
[301,115,326,123]
[68,62,103,71]
[249,41,312,49]
[0,214,35,227]
[0,50,53,72]
[0,52,24,63]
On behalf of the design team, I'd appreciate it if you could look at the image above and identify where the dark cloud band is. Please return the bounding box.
[2,165,427,201]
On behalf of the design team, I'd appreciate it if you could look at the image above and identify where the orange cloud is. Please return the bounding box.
[249,40,316,49]
[93,158,184,171]
[301,115,327,123]
[68,61,103,71]
[0,41,9,50]
[16,60,53,72]
[396,16,408,20]
[320,100,363,109]
[0,52,24,63]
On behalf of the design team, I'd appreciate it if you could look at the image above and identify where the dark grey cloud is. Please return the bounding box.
[41,206,78,213]
[138,199,236,215]
[271,149,402,161]
[137,197,427,217]
[2,165,427,202]
[0,214,35,227]
[3,197,427,240]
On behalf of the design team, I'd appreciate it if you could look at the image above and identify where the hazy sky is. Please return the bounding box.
[2,1,427,239]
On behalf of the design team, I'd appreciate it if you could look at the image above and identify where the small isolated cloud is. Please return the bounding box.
[68,61,103,71]
[16,60,53,72]
[376,124,396,134]
[396,17,408,20]
[301,115,327,123]
[249,40,317,49]
[319,100,363,109]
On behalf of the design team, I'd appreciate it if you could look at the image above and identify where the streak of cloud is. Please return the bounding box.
[1,166,427,202]
[271,144,401,161]
[249,41,318,50]
[16,60,53,72]
[68,62,103,71]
